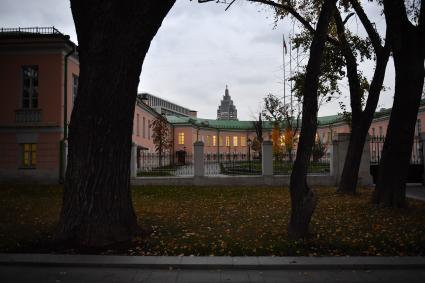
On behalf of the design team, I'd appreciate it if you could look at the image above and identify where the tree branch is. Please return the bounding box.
[248,0,340,46]
[349,0,383,53]
[334,9,362,118]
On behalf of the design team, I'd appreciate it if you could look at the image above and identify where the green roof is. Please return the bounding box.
[167,99,425,130]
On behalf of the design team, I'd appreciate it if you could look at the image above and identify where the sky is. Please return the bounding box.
[0,0,396,120]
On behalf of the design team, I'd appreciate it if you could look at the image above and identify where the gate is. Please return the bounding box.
[370,135,423,183]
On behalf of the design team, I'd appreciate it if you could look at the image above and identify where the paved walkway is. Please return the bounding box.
[406,184,425,201]
[1,254,424,283]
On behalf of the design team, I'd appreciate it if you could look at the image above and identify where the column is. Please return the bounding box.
[194,141,205,177]
[262,140,273,176]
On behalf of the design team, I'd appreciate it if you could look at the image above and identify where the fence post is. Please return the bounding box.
[332,133,372,186]
[194,141,205,177]
[420,132,425,184]
[262,140,273,176]
[130,143,137,179]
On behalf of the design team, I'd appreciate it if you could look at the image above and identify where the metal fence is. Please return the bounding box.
[370,135,423,165]
[137,151,193,177]
[273,152,330,175]
[205,152,262,176]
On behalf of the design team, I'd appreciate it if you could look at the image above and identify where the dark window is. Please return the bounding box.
[22,66,38,109]
[72,74,79,103]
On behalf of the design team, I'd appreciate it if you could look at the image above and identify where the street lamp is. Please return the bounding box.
[247,138,252,173]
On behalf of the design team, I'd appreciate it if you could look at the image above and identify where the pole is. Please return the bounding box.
[283,34,286,106]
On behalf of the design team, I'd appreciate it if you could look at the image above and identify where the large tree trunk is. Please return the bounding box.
[374,0,425,207]
[58,0,175,247]
[288,0,337,239]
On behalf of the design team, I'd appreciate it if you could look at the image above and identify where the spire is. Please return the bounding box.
[225,85,229,97]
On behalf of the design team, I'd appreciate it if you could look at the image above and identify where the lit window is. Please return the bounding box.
[206,135,210,146]
[22,143,37,168]
[219,136,223,146]
[233,136,238,146]
[241,136,246,147]
[178,132,185,145]
[212,135,217,146]
[22,66,38,109]
[226,136,230,146]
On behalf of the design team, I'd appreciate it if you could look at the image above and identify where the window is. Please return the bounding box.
[226,136,230,146]
[22,66,38,108]
[136,114,140,136]
[142,117,146,138]
[72,74,79,103]
[379,126,383,137]
[241,136,246,147]
[372,128,375,137]
[148,120,151,140]
[417,119,422,135]
[22,143,36,168]
[219,136,223,146]
[212,135,217,146]
[178,132,185,145]
[206,135,210,146]
[233,136,238,146]
[327,132,331,142]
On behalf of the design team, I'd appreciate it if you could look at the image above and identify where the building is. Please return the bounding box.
[0,27,79,182]
[0,27,162,182]
[217,85,238,120]
[141,92,197,118]
[2,27,425,183]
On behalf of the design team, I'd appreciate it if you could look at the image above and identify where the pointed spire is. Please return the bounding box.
[225,85,229,97]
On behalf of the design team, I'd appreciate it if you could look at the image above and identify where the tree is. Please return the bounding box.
[252,112,264,156]
[251,0,390,195]
[374,0,425,207]
[288,0,337,238]
[58,0,176,247]
[151,115,173,167]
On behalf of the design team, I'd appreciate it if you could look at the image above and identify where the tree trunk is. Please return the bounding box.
[337,49,390,194]
[374,0,425,207]
[58,0,175,247]
[336,1,391,194]
[288,0,337,239]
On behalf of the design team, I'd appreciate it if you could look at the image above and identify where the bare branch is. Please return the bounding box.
[342,12,355,25]
[225,0,238,11]
[248,0,340,46]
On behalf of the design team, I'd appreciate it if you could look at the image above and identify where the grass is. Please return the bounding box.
[0,185,425,256]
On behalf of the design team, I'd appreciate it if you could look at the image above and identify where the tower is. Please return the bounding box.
[217,85,238,120]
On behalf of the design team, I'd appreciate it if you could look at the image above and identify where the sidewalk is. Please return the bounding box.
[406,184,425,201]
[1,254,424,283]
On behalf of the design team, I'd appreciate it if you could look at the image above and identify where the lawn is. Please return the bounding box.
[0,185,424,256]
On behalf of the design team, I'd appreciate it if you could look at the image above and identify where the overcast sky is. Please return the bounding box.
[0,0,395,120]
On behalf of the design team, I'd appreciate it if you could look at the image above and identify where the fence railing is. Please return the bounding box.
[0,27,63,35]
[272,152,330,175]
[370,135,423,165]
[205,152,262,176]
[137,151,193,177]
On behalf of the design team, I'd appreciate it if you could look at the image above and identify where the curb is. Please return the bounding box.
[1,254,425,270]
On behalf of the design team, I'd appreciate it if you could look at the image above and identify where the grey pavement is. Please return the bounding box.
[1,266,425,283]
[406,184,425,201]
[1,254,425,283]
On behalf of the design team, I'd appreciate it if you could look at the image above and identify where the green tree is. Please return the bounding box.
[151,116,173,167]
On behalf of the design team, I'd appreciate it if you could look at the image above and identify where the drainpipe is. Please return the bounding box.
[60,46,75,182]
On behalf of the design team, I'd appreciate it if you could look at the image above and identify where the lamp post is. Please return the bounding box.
[247,138,252,173]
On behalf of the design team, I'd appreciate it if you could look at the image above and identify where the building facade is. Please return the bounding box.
[217,86,238,120]
[2,27,425,183]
